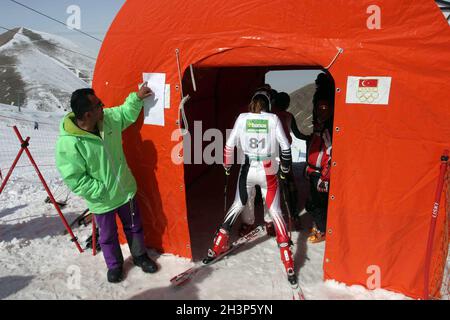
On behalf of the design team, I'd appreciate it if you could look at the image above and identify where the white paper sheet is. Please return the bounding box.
[165,84,170,109]
[142,73,166,126]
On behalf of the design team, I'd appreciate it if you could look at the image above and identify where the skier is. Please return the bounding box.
[238,86,277,238]
[205,90,298,286]
[305,73,334,243]
[55,82,158,283]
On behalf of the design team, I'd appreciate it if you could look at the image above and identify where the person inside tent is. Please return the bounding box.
[55,82,158,283]
[238,86,278,238]
[239,91,309,237]
[272,92,310,218]
[205,90,298,286]
[305,73,334,243]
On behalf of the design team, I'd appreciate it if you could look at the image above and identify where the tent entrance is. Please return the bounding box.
[181,66,335,261]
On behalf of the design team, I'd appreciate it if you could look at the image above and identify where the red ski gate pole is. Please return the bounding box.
[92,215,97,256]
[4,126,84,253]
[0,136,30,194]
[423,150,449,300]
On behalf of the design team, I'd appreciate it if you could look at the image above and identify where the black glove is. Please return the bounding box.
[280,148,292,176]
[317,178,329,193]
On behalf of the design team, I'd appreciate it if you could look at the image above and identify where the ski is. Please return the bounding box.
[170,225,267,287]
[44,196,67,208]
[62,209,91,235]
[290,282,306,300]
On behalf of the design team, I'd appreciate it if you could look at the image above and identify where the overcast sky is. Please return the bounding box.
[0,0,321,92]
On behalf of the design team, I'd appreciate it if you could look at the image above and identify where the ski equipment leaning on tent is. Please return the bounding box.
[55,82,158,283]
[205,90,298,286]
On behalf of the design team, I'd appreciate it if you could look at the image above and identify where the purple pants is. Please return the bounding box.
[94,197,146,270]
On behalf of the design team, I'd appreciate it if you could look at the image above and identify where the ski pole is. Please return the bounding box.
[92,215,97,256]
[279,172,293,241]
[224,168,230,214]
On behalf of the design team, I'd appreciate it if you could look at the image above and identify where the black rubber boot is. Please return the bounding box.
[133,254,158,273]
[107,267,123,283]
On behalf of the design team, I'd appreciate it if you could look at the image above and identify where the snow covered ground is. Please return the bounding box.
[0,106,438,300]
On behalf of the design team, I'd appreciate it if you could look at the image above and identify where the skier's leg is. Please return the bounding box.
[315,191,329,233]
[95,211,124,270]
[207,163,253,258]
[241,185,273,236]
[307,174,322,229]
[260,161,296,283]
[306,174,327,243]
[222,163,252,231]
[262,201,276,237]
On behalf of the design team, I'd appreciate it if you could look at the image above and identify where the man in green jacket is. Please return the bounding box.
[56,82,156,283]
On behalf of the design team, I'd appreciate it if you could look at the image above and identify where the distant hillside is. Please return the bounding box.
[289,83,315,135]
[0,27,94,113]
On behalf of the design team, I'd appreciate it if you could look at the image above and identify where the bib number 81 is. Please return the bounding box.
[249,138,265,149]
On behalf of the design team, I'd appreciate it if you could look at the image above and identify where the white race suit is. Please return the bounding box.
[222,112,292,245]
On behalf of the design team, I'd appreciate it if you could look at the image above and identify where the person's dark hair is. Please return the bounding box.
[312,73,335,133]
[313,72,334,108]
[269,88,278,98]
[274,92,290,111]
[255,85,275,101]
[257,84,272,91]
[315,73,330,88]
[70,88,95,120]
[313,73,334,115]
[249,94,269,113]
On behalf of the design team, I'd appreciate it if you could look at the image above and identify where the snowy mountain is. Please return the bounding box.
[289,83,315,135]
[0,27,95,113]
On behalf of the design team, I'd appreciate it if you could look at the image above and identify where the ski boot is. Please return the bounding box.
[279,242,298,287]
[203,228,230,264]
[308,227,326,244]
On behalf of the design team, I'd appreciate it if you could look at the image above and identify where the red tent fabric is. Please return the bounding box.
[93,0,450,299]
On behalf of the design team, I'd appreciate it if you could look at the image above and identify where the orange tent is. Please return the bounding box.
[93,0,450,299]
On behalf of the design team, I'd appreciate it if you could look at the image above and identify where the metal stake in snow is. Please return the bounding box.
[0,126,84,253]
[423,149,449,300]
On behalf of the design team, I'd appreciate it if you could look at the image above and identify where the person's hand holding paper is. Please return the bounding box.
[137,81,153,100]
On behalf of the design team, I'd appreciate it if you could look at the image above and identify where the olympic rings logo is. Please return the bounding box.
[357,87,380,103]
